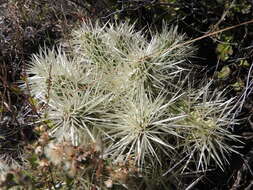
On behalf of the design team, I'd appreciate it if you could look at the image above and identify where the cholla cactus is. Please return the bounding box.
[20,20,241,184]
[70,21,194,97]
[20,47,93,103]
[46,85,110,145]
[103,87,185,168]
[175,83,241,172]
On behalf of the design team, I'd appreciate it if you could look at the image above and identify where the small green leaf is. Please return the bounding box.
[239,60,250,67]
[216,43,233,61]
[231,79,244,91]
[217,66,231,79]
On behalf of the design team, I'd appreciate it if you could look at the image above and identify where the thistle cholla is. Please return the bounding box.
[70,21,194,96]
[103,87,185,168]
[20,21,241,181]
[173,83,241,172]
[20,48,91,103]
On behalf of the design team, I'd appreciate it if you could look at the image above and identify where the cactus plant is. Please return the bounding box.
[19,21,241,188]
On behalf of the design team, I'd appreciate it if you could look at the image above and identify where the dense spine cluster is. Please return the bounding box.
[21,21,240,182]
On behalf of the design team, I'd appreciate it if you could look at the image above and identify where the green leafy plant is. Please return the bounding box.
[216,35,234,61]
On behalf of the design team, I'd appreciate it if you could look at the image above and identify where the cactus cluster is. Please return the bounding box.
[20,21,241,187]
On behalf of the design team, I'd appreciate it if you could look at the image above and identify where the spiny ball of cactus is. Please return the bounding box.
[46,85,111,145]
[20,21,241,176]
[70,21,194,97]
[20,47,110,145]
[174,83,241,172]
[102,87,185,168]
[20,47,93,103]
